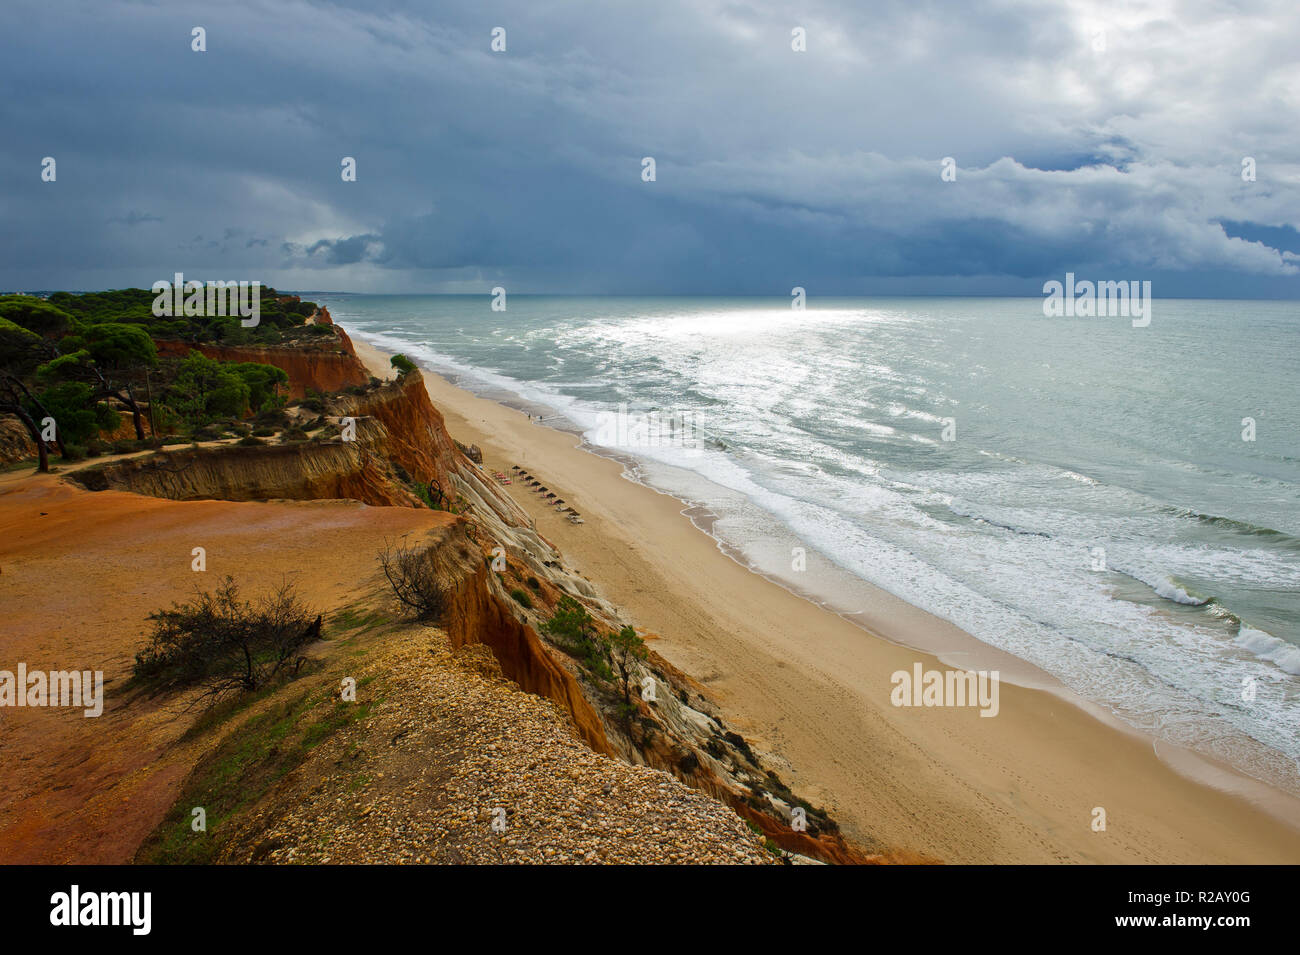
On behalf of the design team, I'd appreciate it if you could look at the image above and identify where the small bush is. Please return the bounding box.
[541,595,611,682]
[526,576,540,590]
[411,479,448,510]
[510,588,533,609]
[254,408,289,428]
[61,444,87,462]
[377,539,448,621]
[237,435,265,446]
[610,624,648,706]
[133,577,319,705]
[390,353,417,377]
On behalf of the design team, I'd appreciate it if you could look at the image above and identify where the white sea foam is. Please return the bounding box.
[1236,625,1300,676]
[1116,567,1211,606]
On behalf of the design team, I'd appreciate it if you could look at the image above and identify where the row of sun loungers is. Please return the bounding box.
[510,465,584,523]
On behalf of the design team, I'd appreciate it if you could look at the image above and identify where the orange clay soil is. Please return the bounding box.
[0,470,448,864]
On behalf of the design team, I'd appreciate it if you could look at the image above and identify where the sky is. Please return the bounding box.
[1,0,1298,297]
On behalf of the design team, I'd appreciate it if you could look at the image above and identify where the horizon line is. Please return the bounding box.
[9,289,1300,303]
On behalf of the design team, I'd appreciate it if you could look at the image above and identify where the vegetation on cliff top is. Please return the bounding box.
[390,352,417,376]
[0,288,323,470]
[46,287,320,345]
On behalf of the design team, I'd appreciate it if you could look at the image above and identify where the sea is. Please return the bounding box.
[312,293,1300,794]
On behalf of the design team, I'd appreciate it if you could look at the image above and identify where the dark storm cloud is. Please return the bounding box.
[0,0,1297,295]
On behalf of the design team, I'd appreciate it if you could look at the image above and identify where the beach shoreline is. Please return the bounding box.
[350,330,1300,863]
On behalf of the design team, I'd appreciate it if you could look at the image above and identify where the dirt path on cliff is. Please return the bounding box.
[0,471,448,863]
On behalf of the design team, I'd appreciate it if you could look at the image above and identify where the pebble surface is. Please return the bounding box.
[223,629,776,865]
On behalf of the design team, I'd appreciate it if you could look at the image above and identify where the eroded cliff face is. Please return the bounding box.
[333,372,534,531]
[421,520,615,758]
[154,328,368,399]
[397,496,881,862]
[64,372,538,521]
[335,375,465,494]
[471,546,883,864]
[69,425,418,508]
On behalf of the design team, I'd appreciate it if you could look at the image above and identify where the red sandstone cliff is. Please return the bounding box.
[154,325,368,399]
[428,520,615,757]
[68,434,417,507]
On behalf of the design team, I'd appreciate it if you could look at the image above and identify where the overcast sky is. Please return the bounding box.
[2,0,1298,296]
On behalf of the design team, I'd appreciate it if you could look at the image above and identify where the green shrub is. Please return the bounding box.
[231,362,288,413]
[254,408,290,428]
[411,482,434,508]
[28,381,119,445]
[411,480,449,510]
[609,624,648,705]
[390,353,417,377]
[133,577,319,703]
[0,295,73,337]
[166,352,250,430]
[510,589,533,609]
[541,595,611,683]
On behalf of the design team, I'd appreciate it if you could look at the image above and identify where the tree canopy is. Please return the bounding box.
[0,289,311,470]
[0,296,73,339]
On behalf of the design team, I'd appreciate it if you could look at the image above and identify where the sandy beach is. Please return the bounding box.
[351,333,1300,864]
